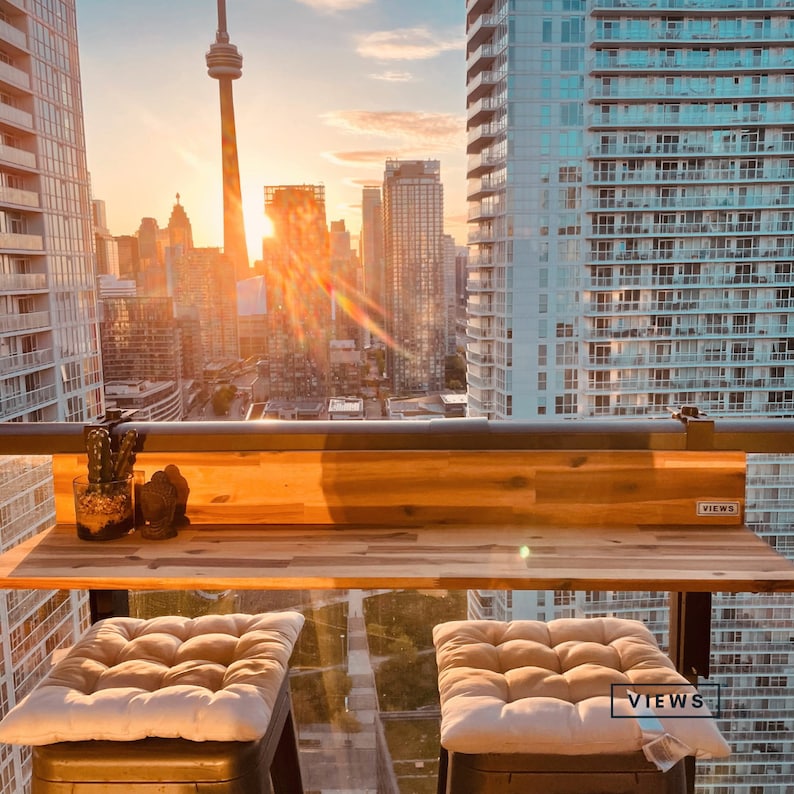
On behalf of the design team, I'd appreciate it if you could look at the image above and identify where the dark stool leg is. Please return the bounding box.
[437,746,449,794]
[270,705,303,794]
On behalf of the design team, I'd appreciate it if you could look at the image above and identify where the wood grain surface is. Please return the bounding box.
[1,521,792,593]
[52,449,747,527]
[2,447,787,593]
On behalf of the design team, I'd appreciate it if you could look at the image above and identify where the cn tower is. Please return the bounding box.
[206,0,249,280]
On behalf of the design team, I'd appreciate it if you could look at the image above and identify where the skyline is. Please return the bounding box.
[76,0,467,265]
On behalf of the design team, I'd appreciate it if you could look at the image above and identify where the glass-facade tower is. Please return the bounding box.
[0,2,98,790]
[383,159,446,395]
[465,2,794,792]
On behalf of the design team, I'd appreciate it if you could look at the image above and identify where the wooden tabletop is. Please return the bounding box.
[1,522,793,593]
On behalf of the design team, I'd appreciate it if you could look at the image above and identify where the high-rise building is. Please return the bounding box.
[0,2,99,790]
[99,297,184,421]
[466,0,794,422]
[382,159,447,394]
[115,234,140,281]
[92,199,119,277]
[173,247,239,376]
[360,186,385,331]
[261,184,331,399]
[465,3,794,791]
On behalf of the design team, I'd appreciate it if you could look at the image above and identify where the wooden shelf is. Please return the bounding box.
[1,522,793,593]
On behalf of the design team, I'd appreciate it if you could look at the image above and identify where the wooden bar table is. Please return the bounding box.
[1,520,794,594]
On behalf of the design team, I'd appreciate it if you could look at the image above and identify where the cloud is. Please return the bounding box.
[369,71,415,82]
[323,150,399,167]
[357,27,463,61]
[322,110,465,149]
[294,0,372,12]
[344,177,383,187]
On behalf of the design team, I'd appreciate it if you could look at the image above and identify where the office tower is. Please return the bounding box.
[173,247,239,376]
[443,233,457,355]
[360,186,385,330]
[206,0,249,281]
[99,297,184,421]
[382,159,446,394]
[261,184,331,399]
[237,274,268,362]
[0,2,98,790]
[465,3,794,792]
[167,193,194,255]
[115,234,140,280]
[329,220,364,396]
[92,199,119,277]
[137,217,161,268]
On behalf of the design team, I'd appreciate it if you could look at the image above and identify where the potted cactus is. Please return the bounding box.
[73,427,138,541]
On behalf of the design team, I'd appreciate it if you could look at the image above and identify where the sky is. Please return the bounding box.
[75,0,468,264]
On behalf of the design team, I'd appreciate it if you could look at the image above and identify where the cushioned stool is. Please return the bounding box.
[0,612,305,793]
[433,618,731,794]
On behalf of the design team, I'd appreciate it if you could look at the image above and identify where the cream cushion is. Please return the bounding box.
[435,618,731,758]
[0,612,304,745]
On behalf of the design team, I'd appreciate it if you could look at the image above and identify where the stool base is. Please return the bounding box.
[439,749,685,794]
[31,680,302,794]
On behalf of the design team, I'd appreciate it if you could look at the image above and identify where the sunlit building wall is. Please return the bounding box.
[360,185,384,336]
[382,159,447,394]
[262,184,331,399]
[173,246,239,375]
[465,2,794,792]
[98,296,184,420]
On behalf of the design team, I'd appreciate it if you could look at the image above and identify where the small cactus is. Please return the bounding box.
[85,427,137,487]
[113,429,138,480]
[86,428,113,484]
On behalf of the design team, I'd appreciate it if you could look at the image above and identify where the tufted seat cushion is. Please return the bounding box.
[434,618,731,760]
[0,612,304,745]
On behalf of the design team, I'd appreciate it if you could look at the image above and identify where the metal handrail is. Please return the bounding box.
[1,417,794,454]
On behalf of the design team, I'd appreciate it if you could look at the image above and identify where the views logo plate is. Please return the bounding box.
[696,501,740,517]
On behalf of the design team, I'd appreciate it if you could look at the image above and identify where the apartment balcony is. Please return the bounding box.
[466,0,494,17]
[466,40,505,79]
[467,226,497,245]
[0,59,28,91]
[466,348,494,366]
[0,100,32,130]
[0,384,56,416]
[590,107,794,129]
[0,18,27,51]
[467,173,506,202]
[0,185,39,209]
[0,141,36,170]
[467,120,504,154]
[592,0,794,10]
[467,203,498,222]
[467,297,495,317]
[466,68,506,103]
[467,12,503,51]
[466,275,494,293]
[0,309,49,333]
[0,347,54,376]
[1,419,793,792]
[0,231,43,251]
[592,51,791,72]
[467,94,504,125]
[0,272,46,291]
[466,320,494,340]
[592,28,794,46]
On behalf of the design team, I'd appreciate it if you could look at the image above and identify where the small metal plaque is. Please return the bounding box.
[696,501,740,517]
